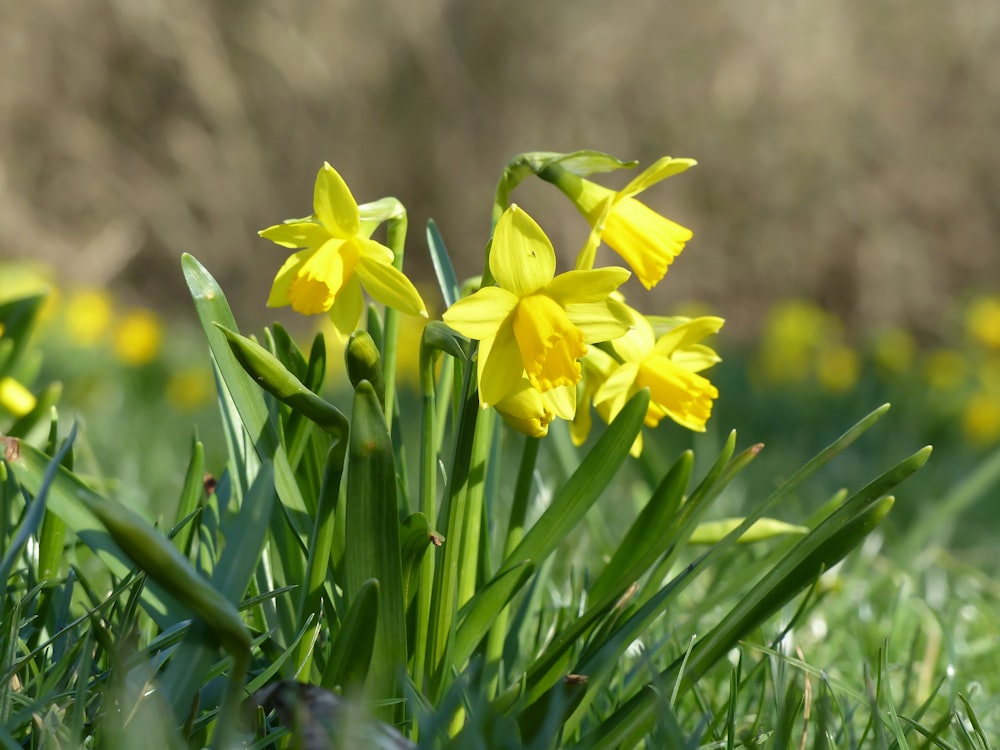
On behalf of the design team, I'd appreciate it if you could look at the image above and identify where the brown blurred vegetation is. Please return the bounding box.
[3,0,999,339]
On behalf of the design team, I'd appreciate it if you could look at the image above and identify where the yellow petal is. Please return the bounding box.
[329,276,364,337]
[637,356,717,432]
[620,156,697,198]
[490,205,556,297]
[593,361,640,424]
[314,162,360,237]
[603,198,692,290]
[479,322,524,406]
[563,300,632,344]
[513,294,585,392]
[258,221,331,249]
[653,316,725,356]
[544,267,631,305]
[288,239,358,315]
[267,248,316,308]
[494,379,556,438]
[442,287,519,340]
[355,252,427,317]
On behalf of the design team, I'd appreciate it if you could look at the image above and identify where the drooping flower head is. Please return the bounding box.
[259,162,427,335]
[442,204,631,407]
[539,157,697,290]
[576,304,723,455]
[495,380,576,438]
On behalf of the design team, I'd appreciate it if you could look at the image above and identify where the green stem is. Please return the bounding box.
[382,210,408,435]
[484,435,539,696]
[412,340,439,694]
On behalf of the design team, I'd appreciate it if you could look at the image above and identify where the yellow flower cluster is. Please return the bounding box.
[260,158,722,449]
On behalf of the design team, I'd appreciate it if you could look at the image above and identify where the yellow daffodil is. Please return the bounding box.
[259,162,427,335]
[495,380,576,438]
[585,306,723,455]
[540,157,697,289]
[442,204,631,406]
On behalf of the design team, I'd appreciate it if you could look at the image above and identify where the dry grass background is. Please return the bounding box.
[3,0,999,338]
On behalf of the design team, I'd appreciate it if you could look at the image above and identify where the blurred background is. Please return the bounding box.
[2,0,999,553]
[3,0,999,335]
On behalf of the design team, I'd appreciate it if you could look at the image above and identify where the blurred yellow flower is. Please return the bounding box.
[540,157,696,289]
[962,390,1000,445]
[165,368,216,411]
[0,376,36,417]
[871,327,916,378]
[113,308,163,366]
[442,205,630,406]
[260,162,427,336]
[816,345,860,394]
[966,296,1000,350]
[757,300,835,385]
[65,289,113,347]
[924,349,966,392]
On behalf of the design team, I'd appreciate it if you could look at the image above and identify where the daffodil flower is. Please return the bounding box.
[583,306,723,455]
[442,204,631,407]
[495,380,576,438]
[259,162,427,335]
[540,156,697,290]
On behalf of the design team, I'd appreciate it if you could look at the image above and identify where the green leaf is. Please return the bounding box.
[400,512,444,605]
[161,462,277,718]
[321,578,379,691]
[172,436,205,556]
[588,450,693,604]
[182,253,314,549]
[454,390,649,664]
[344,381,407,712]
[426,219,460,309]
[587,444,931,747]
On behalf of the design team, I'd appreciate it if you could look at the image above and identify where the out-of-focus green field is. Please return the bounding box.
[21,274,999,568]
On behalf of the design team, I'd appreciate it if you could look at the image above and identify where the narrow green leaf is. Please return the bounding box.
[400,512,444,605]
[270,323,309,382]
[162,462,276,718]
[322,578,379,691]
[426,219,460,308]
[588,450,693,604]
[344,381,407,712]
[454,390,648,664]
[583,443,930,747]
[173,437,205,556]
[182,253,314,549]
[2,433,172,622]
